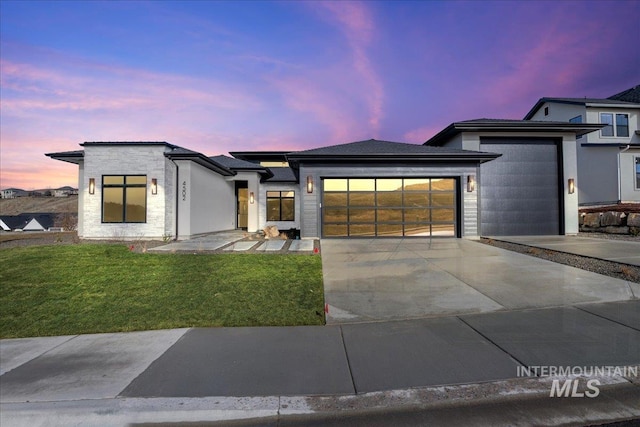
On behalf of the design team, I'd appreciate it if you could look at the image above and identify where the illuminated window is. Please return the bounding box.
[266,191,295,221]
[102,175,147,223]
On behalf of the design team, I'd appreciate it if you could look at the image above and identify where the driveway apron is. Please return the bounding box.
[321,238,635,324]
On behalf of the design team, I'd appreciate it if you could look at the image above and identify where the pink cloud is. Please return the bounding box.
[310,1,384,135]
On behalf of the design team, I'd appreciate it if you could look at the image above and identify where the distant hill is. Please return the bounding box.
[0,196,78,216]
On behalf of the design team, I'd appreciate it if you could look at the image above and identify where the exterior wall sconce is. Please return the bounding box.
[466,175,476,192]
[568,178,575,194]
[306,176,314,193]
[249,192,255,204]
[151,178,158,195]
[89,178,95,195]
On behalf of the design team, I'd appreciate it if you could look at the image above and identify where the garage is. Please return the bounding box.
[322,177,457,237]
[480,138,561,236]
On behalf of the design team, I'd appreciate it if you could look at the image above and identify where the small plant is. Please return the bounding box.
[162,233,173,243]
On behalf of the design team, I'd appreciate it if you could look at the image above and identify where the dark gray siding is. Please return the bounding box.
[480,139,560,236]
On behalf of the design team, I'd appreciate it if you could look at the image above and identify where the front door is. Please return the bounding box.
[237,186,248,229]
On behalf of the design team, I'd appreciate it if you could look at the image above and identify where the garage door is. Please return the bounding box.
[322,178,456,237]
[480,139,560,236]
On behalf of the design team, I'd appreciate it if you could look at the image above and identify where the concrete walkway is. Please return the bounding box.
[148,230,316,253]
[489,235,640,267]
[322,238,639,324]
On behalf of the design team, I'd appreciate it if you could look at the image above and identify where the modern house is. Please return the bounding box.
[47,116,602,240]
[523,85,640,205]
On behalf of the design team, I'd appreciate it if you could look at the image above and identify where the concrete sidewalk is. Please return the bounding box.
[1,301,639,425]
[490,235,640,267]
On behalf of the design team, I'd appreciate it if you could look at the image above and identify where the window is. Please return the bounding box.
[266,191,295,221]
[570,115,583,139]
[102,175,147,223]
[601,113,629,137]
[544,106,549,116]
[636,157,640,190]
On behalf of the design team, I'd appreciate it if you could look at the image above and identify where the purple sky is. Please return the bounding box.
[1,0,638,189]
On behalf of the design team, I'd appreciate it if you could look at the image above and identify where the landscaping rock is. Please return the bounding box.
[263,225,280,239]
[603,226,629,235]
[600,211,625,226]
[582,213,601,228]
[628,213,640,227]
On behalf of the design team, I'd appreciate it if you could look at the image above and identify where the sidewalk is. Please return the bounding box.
[1,300,639,425]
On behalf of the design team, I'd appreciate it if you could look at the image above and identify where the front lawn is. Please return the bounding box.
[0,244,324,338]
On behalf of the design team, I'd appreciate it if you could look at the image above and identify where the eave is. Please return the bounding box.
[425,121,605,146]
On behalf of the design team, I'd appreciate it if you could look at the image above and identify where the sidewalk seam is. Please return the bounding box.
[339,325,358,394]
[456,316,529,372]
[574,306,640,332]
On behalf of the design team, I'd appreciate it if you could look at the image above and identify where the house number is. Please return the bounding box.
[182,181,187,201]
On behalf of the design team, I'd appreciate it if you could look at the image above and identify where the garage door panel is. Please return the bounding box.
[322,177,457,238]
[481,141,560,236]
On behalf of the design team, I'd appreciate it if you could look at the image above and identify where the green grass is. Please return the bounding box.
[0,244,324,338]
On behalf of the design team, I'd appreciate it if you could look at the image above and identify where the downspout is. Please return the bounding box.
[618,145,630,203]
[171,159,180,241]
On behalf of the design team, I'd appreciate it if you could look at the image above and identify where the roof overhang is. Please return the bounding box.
[165,152,236,176]
[286,151,501,167]
[45,150,84,164]
[229,151,290,162]
[425,121,605,146]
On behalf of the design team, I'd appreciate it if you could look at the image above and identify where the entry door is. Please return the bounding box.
[237,188,248,229]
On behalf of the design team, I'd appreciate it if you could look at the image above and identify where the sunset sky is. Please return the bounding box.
[1,0,638,190]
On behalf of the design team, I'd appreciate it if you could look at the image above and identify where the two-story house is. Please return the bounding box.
[523,85,640,205]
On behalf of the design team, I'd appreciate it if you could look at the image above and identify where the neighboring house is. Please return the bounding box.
[53,187,78,197]
[1,188,28,199]
[0,213,55,231]
[47,120,602,240]
[523,85,640,205]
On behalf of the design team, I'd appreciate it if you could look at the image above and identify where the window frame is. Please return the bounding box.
[266,190,295,222]
[101,175,148,223]
[600,112,630,138]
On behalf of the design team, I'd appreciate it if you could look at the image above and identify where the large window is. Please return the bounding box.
[266,191,295,221]
[323,178,456,237]
[601,113,629,137]
[102,175,147,223]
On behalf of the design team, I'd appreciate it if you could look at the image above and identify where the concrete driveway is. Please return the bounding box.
[321,238,638,324]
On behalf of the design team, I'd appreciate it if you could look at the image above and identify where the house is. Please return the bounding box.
[523,85,640,205]
[46,118,603,240]
[1,188,28,199]
[0,213,56,231]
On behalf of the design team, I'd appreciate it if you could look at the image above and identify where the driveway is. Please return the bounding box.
[321,238,638,324]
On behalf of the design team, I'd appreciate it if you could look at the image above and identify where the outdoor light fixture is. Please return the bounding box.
[249,192,255,204]
[89,178,95,195]
[306,176,314,193]
[466,175,476,192]
[151,178,158,195]
[568,178,575,194]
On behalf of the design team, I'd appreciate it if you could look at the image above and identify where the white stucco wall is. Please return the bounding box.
[81,144,172,240]
[176,161,235,239]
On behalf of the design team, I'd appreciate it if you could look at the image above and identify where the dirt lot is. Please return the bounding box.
[0,196,78,215]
